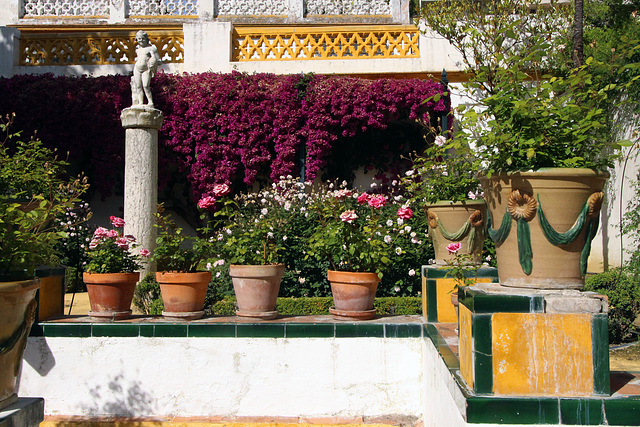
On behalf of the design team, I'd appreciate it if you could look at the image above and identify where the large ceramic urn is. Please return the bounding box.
[480,168,608,289]
[0,278,40,410]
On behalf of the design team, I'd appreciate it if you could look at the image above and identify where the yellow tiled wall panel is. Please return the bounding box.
[492,313,594,396]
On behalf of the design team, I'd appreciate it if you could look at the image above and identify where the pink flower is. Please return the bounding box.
[340,210,358,223]
[212,184,231,198]
[93,227,108,238]
[446,242,461,254]
[124,234,136,242]
[367,195,387,209]
[357,192,370,205]
[139,248,150,258]
[88,239,100,249]
[334,189,353,200]
[198,196,217,210]
[106,229,119,239]
[115,237,130,250]
[110,216,125,228]
[397,207,414,219]
[434,135,447,147]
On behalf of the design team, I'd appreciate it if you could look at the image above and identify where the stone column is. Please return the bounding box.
[120,106,163,277]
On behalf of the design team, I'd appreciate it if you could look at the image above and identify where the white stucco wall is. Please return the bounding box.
[20,337,423,418]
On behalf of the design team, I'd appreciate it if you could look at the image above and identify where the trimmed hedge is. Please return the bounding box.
[206,296,422,316]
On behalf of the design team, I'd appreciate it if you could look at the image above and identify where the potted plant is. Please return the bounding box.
[421,0,625,289]
[83,216,149,320]
[306,181,417,320]
[0,114,88,409]
[152,205,213,320]
[402,133,485,266]
[210,179,308,320]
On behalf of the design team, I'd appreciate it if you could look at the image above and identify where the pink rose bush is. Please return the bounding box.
[84,215,147,274]
[446,242,462,254]
[307,180,423,275]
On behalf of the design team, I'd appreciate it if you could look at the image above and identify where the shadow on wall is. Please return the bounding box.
[81,372,160,421]
[0,27,18,78]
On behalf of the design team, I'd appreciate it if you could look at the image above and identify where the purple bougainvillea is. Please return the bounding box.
[0,72,449,200]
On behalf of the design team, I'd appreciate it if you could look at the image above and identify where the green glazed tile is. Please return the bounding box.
[560,399,605,425]
[592,314,610,395]
[91,324,140,337]
[466,397,559,424]
[29,324,44,337]
[188,323,236,338]
[236,323,285,338]
[335,323,384,338]
[139,324,155,337]
[424,323,438,342]
[153,323,188,337]
[472,294,543,313]
[604,398,640,425]
[286,323,334,338]
[475,267,499,279]
[473,352,493,394]
[43,323,92,337]
[473,314,492,355]
[385,323,422,338]
[426,279,438,322]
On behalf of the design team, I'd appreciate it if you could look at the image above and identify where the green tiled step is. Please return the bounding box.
[30,322,424,339]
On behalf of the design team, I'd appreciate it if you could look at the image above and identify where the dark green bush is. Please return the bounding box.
[585,268,640,344]
[133,274,164,315]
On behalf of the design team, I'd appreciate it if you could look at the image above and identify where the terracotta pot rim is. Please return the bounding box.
[83,272,140,284]
[0,278,40,293]
[156,271,212,282]
[327,270,381,283]
[479,168,610,180]
[229,264,285,278]
[424,199,486,207]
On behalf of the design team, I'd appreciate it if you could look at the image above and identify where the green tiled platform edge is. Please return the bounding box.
[29,321,424,339]
[424,323,640,426]
[422,265,499,323]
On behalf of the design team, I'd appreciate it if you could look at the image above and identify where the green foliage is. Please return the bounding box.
[152,205,212,272]
[420,0,624,176]
[402,133,482,204]
[133,274,164,315]
[621,175,640,275]
[585,268,640,343]
[0,114,89,277]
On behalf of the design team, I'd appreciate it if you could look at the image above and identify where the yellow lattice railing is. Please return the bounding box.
[18,27,184,66]
[233,25,419,61]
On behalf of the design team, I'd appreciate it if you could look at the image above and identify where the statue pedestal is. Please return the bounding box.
[0,398,44,427]
[120,106,163,277]
[458,283,610,397]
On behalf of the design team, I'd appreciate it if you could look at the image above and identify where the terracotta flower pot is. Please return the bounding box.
[327,270,380,320]
[229,264,284,320]
[83,272,139,320]
[156,271,211,320]
[424,200,486,266]
[0,278,39,410]
[480,168,609,289]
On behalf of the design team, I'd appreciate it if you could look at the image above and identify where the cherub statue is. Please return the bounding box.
[131,30,161,108]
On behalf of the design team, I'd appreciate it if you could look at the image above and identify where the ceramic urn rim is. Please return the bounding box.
[229,264,285,278]
[327,270,381,284]
[82,272,140,284]
[0,278,40,293]
[155,271,212,283]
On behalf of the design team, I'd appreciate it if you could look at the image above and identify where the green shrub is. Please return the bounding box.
[585,268,640,344]
[133,274,164,315]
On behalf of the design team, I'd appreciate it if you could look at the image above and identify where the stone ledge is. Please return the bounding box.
[0,397,44,427]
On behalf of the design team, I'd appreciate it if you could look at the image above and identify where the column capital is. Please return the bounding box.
[121,106,164,130]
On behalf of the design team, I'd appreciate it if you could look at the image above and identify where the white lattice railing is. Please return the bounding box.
[20,0,403,20]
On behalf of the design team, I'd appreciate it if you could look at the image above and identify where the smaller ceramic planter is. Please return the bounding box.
[83,272,139,320]
[229,264,284,320]
[327,270,380,320]
[156,271,211,320]
[424,200,486,266]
